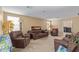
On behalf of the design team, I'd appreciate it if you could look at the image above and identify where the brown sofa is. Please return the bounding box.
[51,28,58,36]
[28,29,49,40]
[54,34,77,52]
[27,26,49,39]
[10,31,30,48]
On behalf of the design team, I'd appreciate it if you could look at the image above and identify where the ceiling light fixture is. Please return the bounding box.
[26,6,32,9]
[77,13,79,15]
[42,10,46,13]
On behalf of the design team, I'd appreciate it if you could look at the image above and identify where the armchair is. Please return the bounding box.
[10,31,30,48]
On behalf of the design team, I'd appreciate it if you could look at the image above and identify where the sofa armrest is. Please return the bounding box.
[15,37,26,40]
[23,34,30,38]
[54,39,63,51]
[54,39,68,51]
[31,33,37,37]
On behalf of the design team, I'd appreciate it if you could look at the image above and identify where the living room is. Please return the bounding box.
[0,6,79,52]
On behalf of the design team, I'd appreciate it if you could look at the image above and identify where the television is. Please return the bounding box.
[64,27,71,33]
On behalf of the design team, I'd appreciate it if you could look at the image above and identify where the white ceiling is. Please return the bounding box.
[2,6,79,19]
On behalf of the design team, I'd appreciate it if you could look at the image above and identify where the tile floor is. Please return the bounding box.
[13,35,63,52]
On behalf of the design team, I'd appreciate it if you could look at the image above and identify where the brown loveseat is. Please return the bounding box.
[10,31,30,48]
[54,34,77,52]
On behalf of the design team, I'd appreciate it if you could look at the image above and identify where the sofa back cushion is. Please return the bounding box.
[31,26,41,30]
[63,37,71,42]
[31,30,42,33]
[10,31,23,39]
[75,32,79,37]
[63,34,72,42]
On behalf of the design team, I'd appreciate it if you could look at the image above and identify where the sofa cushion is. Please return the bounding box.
[16,31,23,37]
[12,32,17,38]
[32,30,41,33]
[65,34,72,38]
[63,37,71,42]
[41,30,45,33]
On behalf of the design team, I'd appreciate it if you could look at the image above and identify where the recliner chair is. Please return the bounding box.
[10,31,30,48]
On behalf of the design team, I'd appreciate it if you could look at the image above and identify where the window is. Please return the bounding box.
[64,27,71,33]
[7,16,20,31]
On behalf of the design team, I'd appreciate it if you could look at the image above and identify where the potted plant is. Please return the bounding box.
[72,32,79,45]
[2,20,14,34]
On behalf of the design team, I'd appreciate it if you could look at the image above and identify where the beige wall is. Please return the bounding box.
[47,17,79,36]
[0,7,3,35]
[21,16,47,34]
[49,19,63,36]
[49,18,73,36]
[3,12,79,35]
[3,12,47,34]
[71,16,79,33]
[63,16,79,34]
[62,19,72,36]
[62,19,72,27]
[62,16,79,34]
